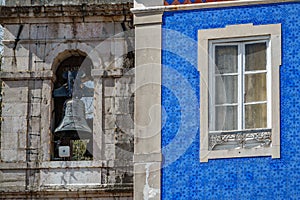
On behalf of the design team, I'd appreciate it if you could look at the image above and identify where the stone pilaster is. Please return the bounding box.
[132,1,163,199]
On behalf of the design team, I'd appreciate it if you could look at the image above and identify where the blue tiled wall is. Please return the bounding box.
[162,2,300,200]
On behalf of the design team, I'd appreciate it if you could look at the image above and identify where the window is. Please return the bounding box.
[52,55,94,161]
[198,24,281,162]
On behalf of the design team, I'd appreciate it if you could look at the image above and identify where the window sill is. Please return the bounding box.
[41,160,107,169]
[200,145,279,162]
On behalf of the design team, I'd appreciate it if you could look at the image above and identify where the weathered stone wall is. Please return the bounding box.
[0,2,134,199]
[5,0,133,6]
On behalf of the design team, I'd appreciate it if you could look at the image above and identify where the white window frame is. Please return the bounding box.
[198,24,281,162]
[209,38,270,131]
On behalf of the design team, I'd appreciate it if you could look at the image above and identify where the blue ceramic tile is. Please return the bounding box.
[162,2,300,200]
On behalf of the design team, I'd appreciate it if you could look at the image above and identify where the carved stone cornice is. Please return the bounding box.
[0,2,133,24]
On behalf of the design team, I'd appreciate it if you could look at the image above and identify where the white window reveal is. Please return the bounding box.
[198,24,281,162]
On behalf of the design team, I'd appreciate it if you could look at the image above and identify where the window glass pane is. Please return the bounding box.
[245,43,267,71]
[215,46,238,74]
[215,75,238,104]
[245,73,267,103]
[215,106,238,131]
[245,103,267,129]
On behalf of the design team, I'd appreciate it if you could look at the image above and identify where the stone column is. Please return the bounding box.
[92,69,105,161]
[132,1,164,199]
[40,78,54,161]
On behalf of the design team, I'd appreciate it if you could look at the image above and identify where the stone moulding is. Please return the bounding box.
[209,128,272,150]
[4,0,133,7]
[0,71,54,80]
[0,190,133,199]
[131,0,299,14]
[0,2,133,22]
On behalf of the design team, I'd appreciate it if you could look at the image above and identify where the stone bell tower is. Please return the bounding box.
[0,0,134,199]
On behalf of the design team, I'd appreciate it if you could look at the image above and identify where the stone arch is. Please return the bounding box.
[51,49,88,73]
[51,49,95,161]
[45,42,102,72]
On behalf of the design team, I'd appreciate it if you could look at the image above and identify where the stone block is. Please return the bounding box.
[0,170,26,186]
[29,132,40,150]
[32,60,52,71]
[93,132,103,161]
[115,128,134,142]
[114,76,134,97]
[134,162,161,200]
[119,197,134,200]
[1,56,29,72]
[116,145,133,160]
[134,0,163,8]
[40,167,102,187]
[4,0,30,6]
[76,22,115,39]
[56,23,74,39]
[30,24,49,40]
[1,132,18,150]
[3,24,30,41]
[29,117,41,133]
[107,167,116,184]
[1,116,27,133]
[114,23,124,35]
[1,148,18,162]
[3,27,15,41]
[116,114,134,130]
[115,97,133,114]
[2,44,13,58]
[104,97,115,114]
[96,39,112,55]
[96,39,114,69]
[104,129,115,144]
[104,78,115,97]
[29,80,43,89]
[112,38,126,58]
[2,102,28,117]
[5,131,26,151]
[2,87,28,103]
[105,144,116,160]
[29,42,48,62]
[3,43,29,58]
[17,130,27,149]
[30,89,42,103]
[42,23,60,40]
[76,23,103,39]
[30,102,41,117]
[104,114,116,130]
[111,56,124,69]
[101,22,115,38]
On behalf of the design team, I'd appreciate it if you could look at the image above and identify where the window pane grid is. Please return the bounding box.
[215,103,239,107]
[211,40,268,131]
[215,73,239,76]
[238,43,243,130]
[244,101,267,105]
[243,41,267,129]
[244,70,267,74]
[244,73,267,103]
[245,42,267,71]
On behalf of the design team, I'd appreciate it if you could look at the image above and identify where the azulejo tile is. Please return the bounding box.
[164,0,232,5]
[162,2,300,200]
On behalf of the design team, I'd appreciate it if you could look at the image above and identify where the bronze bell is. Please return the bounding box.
[54,98,92,139]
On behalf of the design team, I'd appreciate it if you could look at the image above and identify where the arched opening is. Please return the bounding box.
[52,55,94,161]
